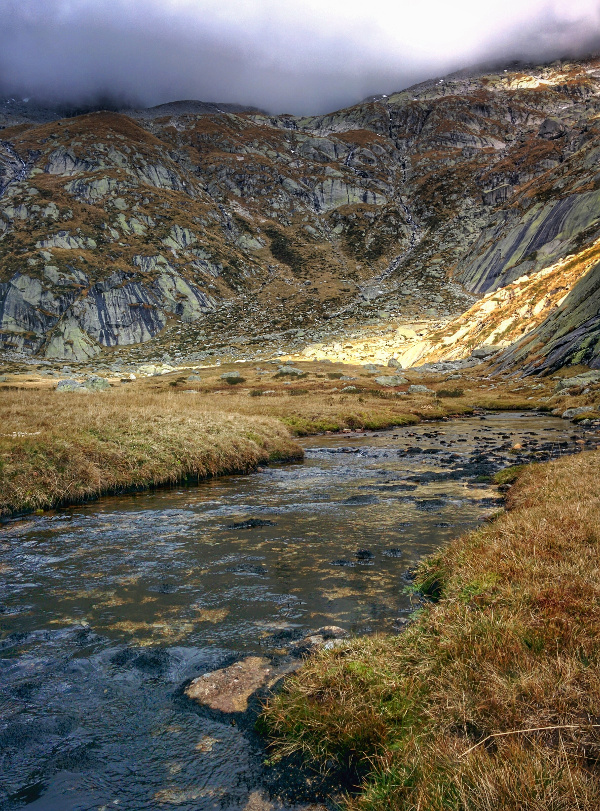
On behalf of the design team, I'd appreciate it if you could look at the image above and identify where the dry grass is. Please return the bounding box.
[262,451,600,810]
[125,361,552,432]
[0,387,302,516]
[0,359,574,516]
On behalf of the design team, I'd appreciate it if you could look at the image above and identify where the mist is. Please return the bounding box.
[2,0,600,115]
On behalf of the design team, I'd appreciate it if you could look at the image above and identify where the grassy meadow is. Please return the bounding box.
[1,357,598,516]
[0,357,566,516]
[0,387,303,517]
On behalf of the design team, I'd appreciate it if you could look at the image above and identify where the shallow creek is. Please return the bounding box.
[0,413,597,810]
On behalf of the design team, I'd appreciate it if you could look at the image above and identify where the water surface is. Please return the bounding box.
[0,413,595,810]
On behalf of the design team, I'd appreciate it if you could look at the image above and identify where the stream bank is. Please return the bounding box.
[1,413,598,810]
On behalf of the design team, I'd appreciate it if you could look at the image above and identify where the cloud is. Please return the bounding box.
[1,0,599,114]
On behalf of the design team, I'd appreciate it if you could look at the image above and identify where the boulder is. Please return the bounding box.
[561,406,597,420]
[538,118,567,139]
[220,371,243,380]
[276,366,305,376]
[408,384,432,394]
[56,378,85,392]
[555,371,600,391]
[83,376,110,391]
[185,656,274,713]
[375,375,408,387]
[387,357,402,368]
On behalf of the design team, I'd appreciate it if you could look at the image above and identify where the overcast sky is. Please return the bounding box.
[2,0,600,114]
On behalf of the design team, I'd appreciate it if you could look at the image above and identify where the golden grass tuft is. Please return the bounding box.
[262,450,600,810]
[0,387,302,516]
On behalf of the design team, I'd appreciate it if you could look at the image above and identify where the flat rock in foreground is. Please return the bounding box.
[186,629,349,712]
[185,656,280,713]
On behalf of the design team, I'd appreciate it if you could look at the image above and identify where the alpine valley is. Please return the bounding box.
[2,57,600,373]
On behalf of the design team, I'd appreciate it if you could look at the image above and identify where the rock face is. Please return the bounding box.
[3,59,600,366]
[494,257,600,373]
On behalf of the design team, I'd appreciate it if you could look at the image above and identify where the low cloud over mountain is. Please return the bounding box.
[2,0,600,115]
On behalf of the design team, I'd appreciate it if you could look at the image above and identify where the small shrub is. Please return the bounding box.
[327,372,344,379]
[249,389,264,397]
[225,376,246,385]
[288,388,309,396]
[436,388,464,398]
[274,371,308,379]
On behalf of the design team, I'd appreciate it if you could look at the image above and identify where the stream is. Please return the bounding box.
[0,412,597,810]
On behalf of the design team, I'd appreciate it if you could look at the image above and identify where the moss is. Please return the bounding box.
[493,464,526,485]
[264,226,304,273]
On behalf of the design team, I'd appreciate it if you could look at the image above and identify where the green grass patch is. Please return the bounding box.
[436,388,464,398]
[493,464,526,486]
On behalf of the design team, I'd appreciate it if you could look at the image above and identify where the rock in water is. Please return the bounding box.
[185,656,274,713]
[226,518,276,530]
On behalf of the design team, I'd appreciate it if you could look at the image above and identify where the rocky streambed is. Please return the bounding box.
[0,413,598,811]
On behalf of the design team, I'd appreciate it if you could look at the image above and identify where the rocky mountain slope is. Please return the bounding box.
[2,58,600,370]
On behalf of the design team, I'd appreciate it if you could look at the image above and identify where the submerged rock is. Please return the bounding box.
[226,518,276,530]
[290,626,349,654]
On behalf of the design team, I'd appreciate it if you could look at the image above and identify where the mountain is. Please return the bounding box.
[1,58,600,371]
